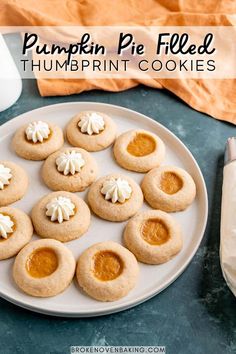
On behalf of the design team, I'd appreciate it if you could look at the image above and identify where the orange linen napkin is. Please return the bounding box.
[0,0,236,124]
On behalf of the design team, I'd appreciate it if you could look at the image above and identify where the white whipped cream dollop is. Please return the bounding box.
[56,150,85,175]
[0,164,12,190]
[101,177,132,204]
[46,196,75,224]
[0,213,14,239]
[78,112,105,135]
[25,121,50,143]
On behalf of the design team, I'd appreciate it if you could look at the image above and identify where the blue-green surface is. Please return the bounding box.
[0,80,235,354]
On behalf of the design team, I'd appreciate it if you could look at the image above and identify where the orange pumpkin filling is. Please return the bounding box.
[93,251,123,281]
[127,133,156,157]
[160,172,183,195]
[141,219,170,245]
[26,247,58,278]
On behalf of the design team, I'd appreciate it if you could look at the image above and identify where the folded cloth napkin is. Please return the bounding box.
[0,0,236,123]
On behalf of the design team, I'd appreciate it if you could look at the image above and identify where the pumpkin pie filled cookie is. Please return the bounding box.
[66,111,117,151]
[42,147,98,192]
[0,161,28,207]
[141,165,196,212]
[0,207,33,260]
[12,120,64,160]
[76,241,139,301]
[113,129,165,172]
[88,173,143,222]
[13,239,76,297]
[31,191,91,242]
[124,210,183,264]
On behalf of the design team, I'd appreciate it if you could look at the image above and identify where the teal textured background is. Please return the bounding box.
[0,79,235,354]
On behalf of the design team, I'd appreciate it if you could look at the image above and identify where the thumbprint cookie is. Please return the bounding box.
[13,239,75,297]
[31,191,91,242]
[76,241,139,301]
[12,120,64,160]
[88,173,143,222]
[141,165,196,212]
[113,129,165,172]
[0,161,28,207]
[124,210,183,264]
[0,207,33,260]
[66,111,117,152]
[42,147,98,192]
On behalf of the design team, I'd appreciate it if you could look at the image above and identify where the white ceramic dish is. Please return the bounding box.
[0,102,208,317]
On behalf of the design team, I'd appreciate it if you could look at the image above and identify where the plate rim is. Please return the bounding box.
[0,101,208,317]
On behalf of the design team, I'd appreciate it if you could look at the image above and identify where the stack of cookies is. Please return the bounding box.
[0,110,196,302]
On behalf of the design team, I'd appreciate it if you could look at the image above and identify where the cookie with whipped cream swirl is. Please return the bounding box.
[0,161,28,207]
[0,207,33,260]
[66,111,117,152]
[31,191,91,242]
[88,173,143,222]
[12,120,64,160]
[42,147,98,192]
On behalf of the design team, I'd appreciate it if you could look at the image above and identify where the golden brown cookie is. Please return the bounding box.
[31,191,91,242]
[41,147,98,192]
[66,111,117,151]
[0,207,33,260]
[141,165,196,212]
[124,210,183,264]
[113,129,165,172]
[76,241,139,301]
[0,161,28,207]
[88,173,143,222]
[12,120,64,160]
[13,238,76,297]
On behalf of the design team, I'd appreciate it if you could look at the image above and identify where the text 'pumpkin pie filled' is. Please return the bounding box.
[76,241,139,301]
[31,191,91,242]
[12,120,64,161]
[124,210,183,264]
[113,129,165,172]
[13,239,76,297]
[88,173,143,222]
[141,165,196,212]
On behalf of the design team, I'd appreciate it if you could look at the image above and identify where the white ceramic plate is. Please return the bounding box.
[0,102,208,317]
